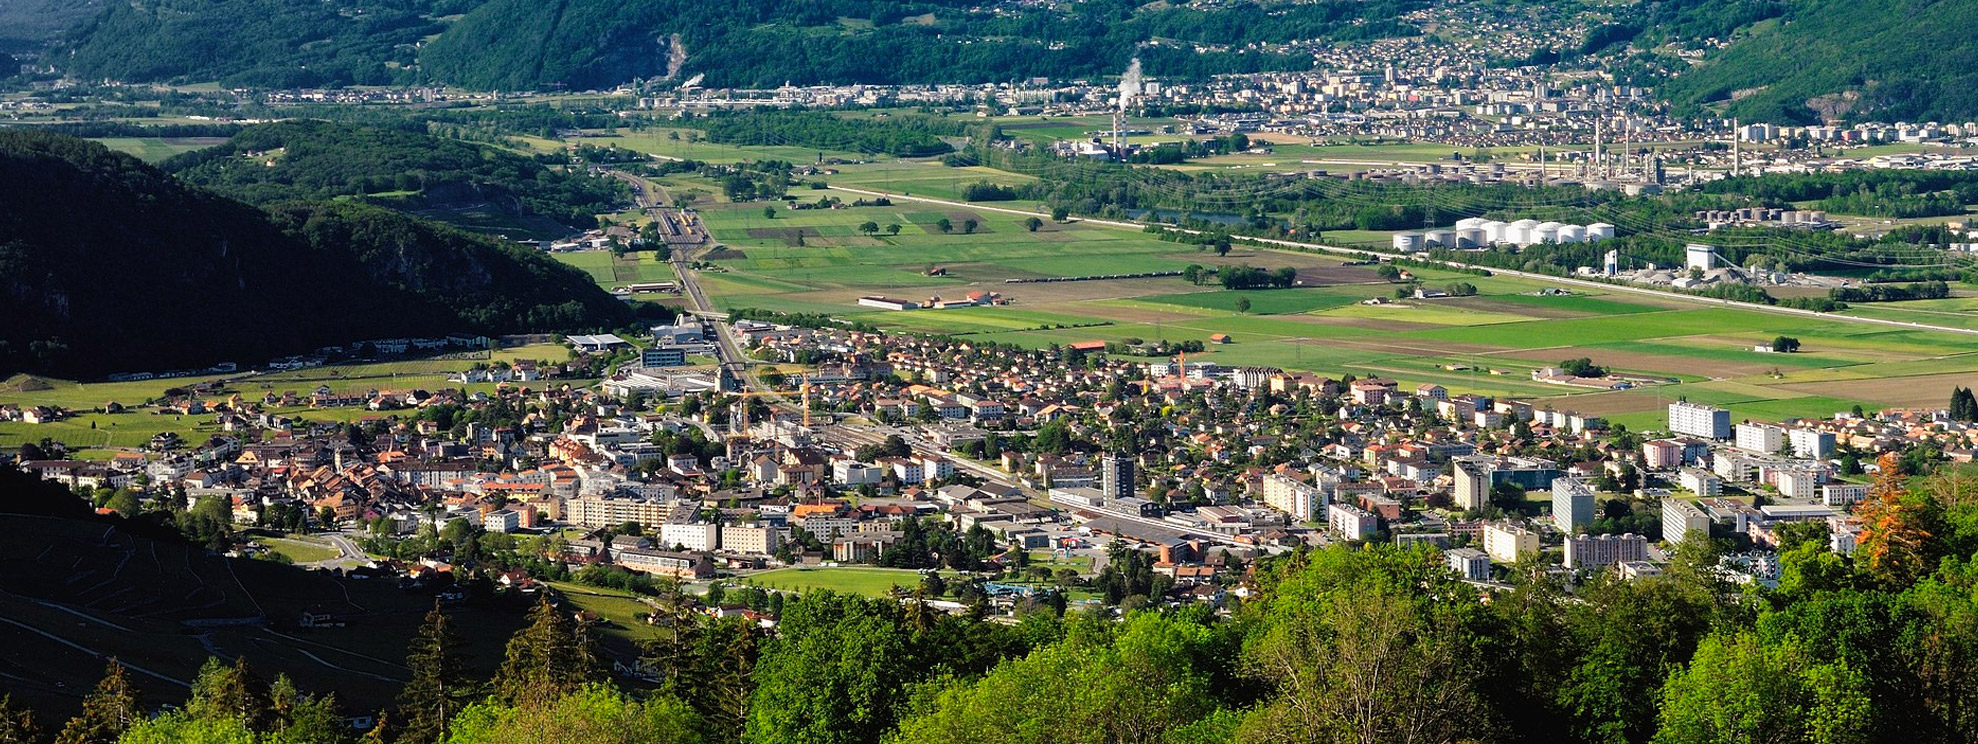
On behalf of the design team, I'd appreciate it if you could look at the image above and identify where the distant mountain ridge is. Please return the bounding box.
[49,0,1405,90]
[0,129,632,378]
[24,0,1978,123]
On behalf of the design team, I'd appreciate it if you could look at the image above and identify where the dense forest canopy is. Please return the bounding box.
[0,130,632,377]
[163,120,628,231]
[56,0,481,88]
[1653,0,1978,124]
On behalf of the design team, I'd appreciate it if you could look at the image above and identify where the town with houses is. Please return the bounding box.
[5,311,1956,625]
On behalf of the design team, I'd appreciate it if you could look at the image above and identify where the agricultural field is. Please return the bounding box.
[685,192,1978,432]
[549,249,678,292]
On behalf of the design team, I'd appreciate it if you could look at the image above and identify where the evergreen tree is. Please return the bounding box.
[186,657,266,729]
[361,713,392,744]
[396,604,476,744]
[494,600,602,707]
[0,695,39,744]
[55,660,142,744]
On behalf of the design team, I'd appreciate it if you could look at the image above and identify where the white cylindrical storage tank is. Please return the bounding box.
[1508,219,1539,246]
[1586,222,1616,241]
[1393,233,1424,252]
[1558,224,1586,243]
[1482,220,1507,244]
[1425,229,1455,247]
[1457,227,1486,248]
[1455,217,1487,230]
[1533,221,1563,244]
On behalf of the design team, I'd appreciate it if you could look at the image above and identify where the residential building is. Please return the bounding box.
[1552,476,1597,533]
[1679,468,1722,498]
[659,522,719,552]
[1482,522,1539,563]
[1668,401,1731,440]
[833,460,884,485]
[1564,533,1648,569]
[1735,423,1785,454]
[721,524,783,555]
[483,509,520,534]
[1453,456,1559,510]
[1260,472,1325,522]
[1327,503,1379,540]
[1642,439,1683,469]
[615,549,714,579]
[1663,499,1711,544]
[1446,547,1491,581]
[1789,428,1836,459]
[1821,483,1867,507]
[1774,467,1820,500]
[1101,452,1136,501]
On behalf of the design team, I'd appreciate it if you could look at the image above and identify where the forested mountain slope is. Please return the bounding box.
[1653,0,1978,123]
[162,120,626,232]
[0,130,631,377]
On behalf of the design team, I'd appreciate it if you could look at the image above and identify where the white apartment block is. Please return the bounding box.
[1735,423,1785,454]
[833,460,884,485]
[1788,428,1836,459]
[1668,401,1730,439]
[721,524,784,555]
[1446,547,1491,581]
[1260,473,1325,522]
[1679,468,1722,498]
[1482,523,1539,563]
[1552,477,1597,533]
[1327,503,1379,540]
[1663,499,1710,544]
[659,522,719,552]
[1774,468,1820,500]
[1821,483,1867,507]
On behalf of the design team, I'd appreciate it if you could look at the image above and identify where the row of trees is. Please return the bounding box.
[1180,264,1298,290]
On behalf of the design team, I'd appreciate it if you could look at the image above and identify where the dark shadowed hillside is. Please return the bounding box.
[0,130,632,378]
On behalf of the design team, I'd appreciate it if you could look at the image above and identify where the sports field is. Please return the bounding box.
[685,194,1978,432]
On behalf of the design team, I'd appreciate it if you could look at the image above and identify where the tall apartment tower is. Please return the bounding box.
[1102,453,1136,501]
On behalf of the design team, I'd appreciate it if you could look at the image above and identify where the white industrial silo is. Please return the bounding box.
[1457,227,1486,248]
[1482,220,1508,244]
[1558,224,1587,243]
[1586,222,1616,241]
[1424,229,1456,247]
[1533,221,1563,244]
[1393,233,1425,252]
[1508,219,1540,246]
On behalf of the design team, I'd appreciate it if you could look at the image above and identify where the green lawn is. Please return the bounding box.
[253,536,340,563]
[744,567,937,597]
